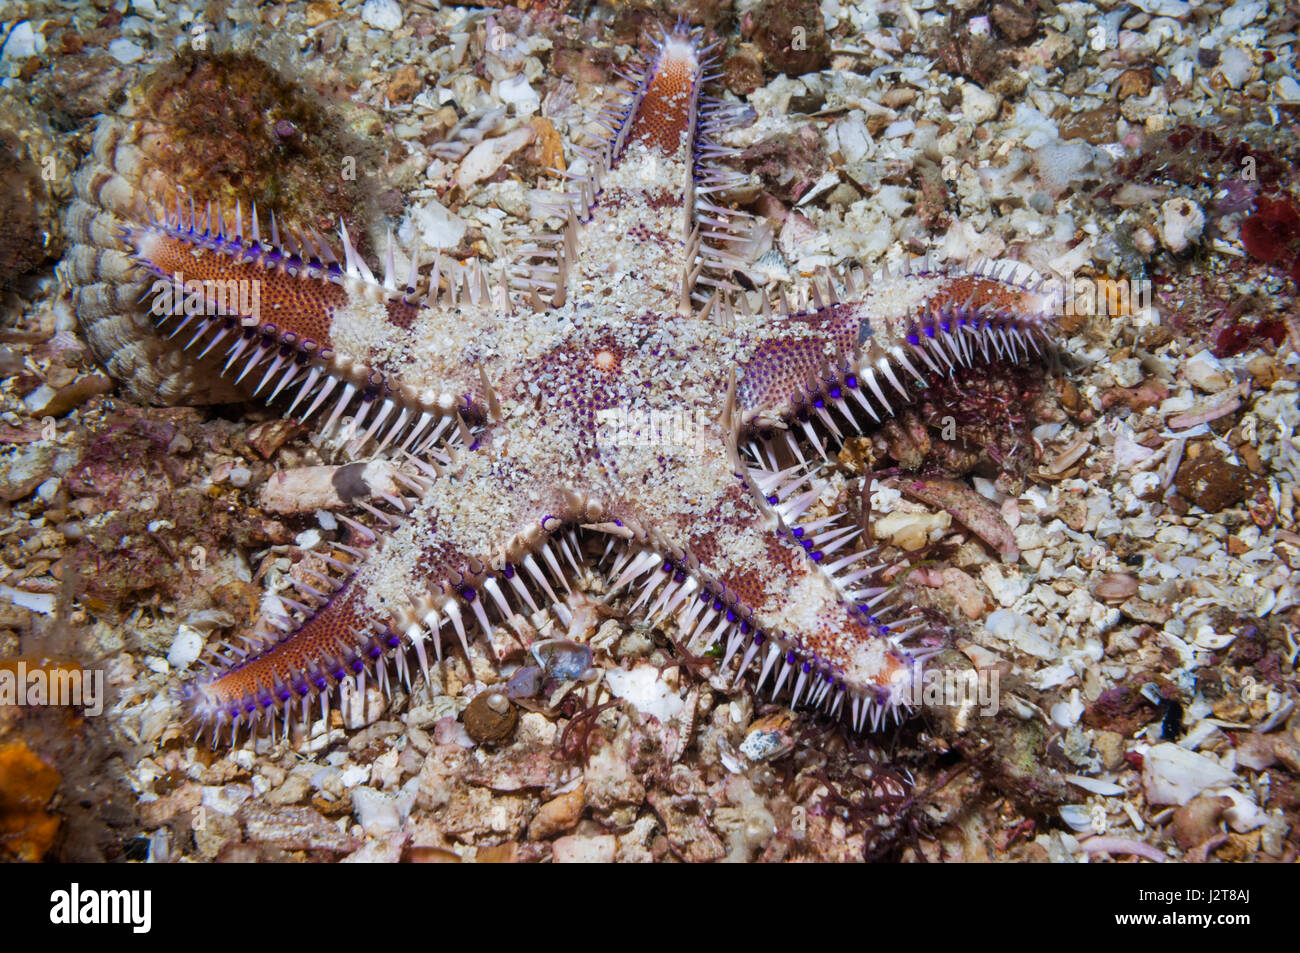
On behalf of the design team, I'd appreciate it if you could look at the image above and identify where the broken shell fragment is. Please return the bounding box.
[531,639,593,681]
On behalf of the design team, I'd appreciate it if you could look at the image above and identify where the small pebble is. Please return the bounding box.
[35,478,60,503]
[1160,198,1205,253]
[107,38,146,64]
[1215,45,1253,89]
[167,624,206,669]
[1183,350,1231,393]
[498,75,539,117]
[960,83,999,123]
[1175,452,1248,512]
[361,0,402,31]
[1111,357,1143,388]
[1,21,44,59]
[1091,573,1139,603]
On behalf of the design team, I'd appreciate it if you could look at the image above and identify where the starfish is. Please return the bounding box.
[69,25,1059,745]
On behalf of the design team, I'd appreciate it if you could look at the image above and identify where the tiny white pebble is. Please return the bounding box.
[1160,198,1204,254]
[960,83,999,123]
[108,38,147,64]
[361,0,403,31]
[1,22,45,60]
[340,764,369,788]
[167,624,205,669]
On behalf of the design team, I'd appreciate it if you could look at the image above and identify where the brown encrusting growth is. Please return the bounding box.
[140,51,393,246]
[0,742,61,862]
[0,130,51,288]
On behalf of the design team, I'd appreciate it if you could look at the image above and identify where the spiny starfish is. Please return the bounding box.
[69,25,1059,745]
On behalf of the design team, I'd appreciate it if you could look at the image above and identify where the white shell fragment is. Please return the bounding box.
[454,126,536,190]
[167,624,206,669]
[361,0,403,32]
[605,665,685,722]
[1183,350,1231,393]
[1142,743,1238,806]
[1160,198,1205,254]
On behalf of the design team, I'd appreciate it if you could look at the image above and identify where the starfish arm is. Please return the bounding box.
[733,260,1062,442]
[525,24,756,316]
[180,540,390,746]
[181,437,603,743]
[114,199,510,454]
[605,435,924,730]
